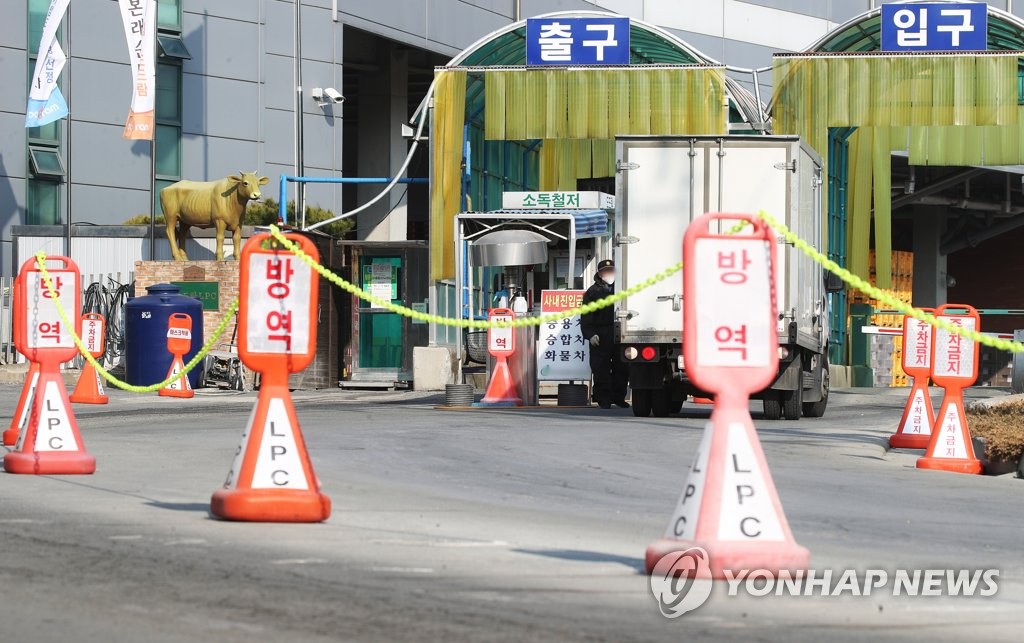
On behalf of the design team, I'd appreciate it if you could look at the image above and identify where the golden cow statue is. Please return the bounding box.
[159,171,269,261]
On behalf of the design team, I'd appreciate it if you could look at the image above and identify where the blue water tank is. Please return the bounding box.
[125,283,204,388]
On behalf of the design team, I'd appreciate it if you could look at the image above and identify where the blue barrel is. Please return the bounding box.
[125,283,204,388]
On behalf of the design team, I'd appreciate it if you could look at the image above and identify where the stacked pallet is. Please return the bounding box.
[855,251,914,387]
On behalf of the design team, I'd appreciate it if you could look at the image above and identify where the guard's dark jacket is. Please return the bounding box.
[580,276,615,340]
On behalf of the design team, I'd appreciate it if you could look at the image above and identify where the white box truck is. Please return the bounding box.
[613,135,841,420]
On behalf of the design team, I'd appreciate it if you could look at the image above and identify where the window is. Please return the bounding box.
[28,0,59,56]
[154,51,184,216]
[155,124,180,177]
[27,181,60,226]
[28,146,65,179]
[157,0,182,31]
[158,34,191,60]
[26,0,63,226]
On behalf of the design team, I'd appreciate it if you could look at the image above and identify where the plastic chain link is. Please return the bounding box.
[754,211,1024,354]
[34,251,241,392]
[266,224,683,329]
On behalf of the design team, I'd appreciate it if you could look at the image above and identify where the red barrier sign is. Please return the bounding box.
[238,233,319,374]
[646,213,808,580]
[889,311,936,449]
[918,304,982,474]
[487,308,515,358]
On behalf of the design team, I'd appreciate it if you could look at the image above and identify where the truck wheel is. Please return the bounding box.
[652,387,672,417]
[670,382,686,414]
[802,358,829,418]
[782,361,803,421]
[632,389,653,417]
[762,395,783,421]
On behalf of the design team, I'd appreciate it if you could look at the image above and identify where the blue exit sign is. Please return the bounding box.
[526,17,630,66]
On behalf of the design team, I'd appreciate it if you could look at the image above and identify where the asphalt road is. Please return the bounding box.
[0,385,1021,642]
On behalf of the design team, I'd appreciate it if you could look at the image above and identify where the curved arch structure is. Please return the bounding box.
[429,10,769,282]
[771,1,1024,364]
[446,10,721,68]
[805,0,1024,53]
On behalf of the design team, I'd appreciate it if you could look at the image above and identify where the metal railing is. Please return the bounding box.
[0,272,133,367]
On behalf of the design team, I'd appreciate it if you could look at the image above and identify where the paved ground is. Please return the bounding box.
[0,384,1021,642]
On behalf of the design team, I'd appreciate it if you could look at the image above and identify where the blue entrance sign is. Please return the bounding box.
[526,17,630,65]
[881,2,987,51]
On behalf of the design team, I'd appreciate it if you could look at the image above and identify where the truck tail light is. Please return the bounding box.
[623,346,639,360]
[641,346,657,361]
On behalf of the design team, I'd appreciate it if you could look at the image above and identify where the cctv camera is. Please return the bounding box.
[323,88,345,104]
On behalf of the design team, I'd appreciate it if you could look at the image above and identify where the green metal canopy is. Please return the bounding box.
[449,11,765,131]
[809,1,1024,53]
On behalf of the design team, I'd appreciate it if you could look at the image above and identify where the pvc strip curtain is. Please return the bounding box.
[538,139,617,191]
[483,67,727,140]
[430,69,467,281]
[773,54,1019,287]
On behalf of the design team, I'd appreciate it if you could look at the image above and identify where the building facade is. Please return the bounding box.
[11,0,1017,276]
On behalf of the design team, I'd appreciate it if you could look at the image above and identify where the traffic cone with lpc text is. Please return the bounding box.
[159,354,193,398]
[644,400,811,578]
[70,360,108,404]
[211,231,330,522]
[4,368,96,475]
[210,371,331,522]
[645,212,808,579]
[159,312,194,398]
[4,362,39,446]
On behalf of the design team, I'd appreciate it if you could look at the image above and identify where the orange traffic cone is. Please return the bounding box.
[70,359,108,404]
[211,375,330,522]
[159,355,194,398]
[917,394,982,474]
[4,362,39,446]
[4,369,96,475]
[917,305,982,475]
[889,382,934,449]
[478,357,522,406]
[645,405,810,578]
[889,312,935,450]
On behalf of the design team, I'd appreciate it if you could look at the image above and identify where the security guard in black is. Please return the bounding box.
[581,259,629,409]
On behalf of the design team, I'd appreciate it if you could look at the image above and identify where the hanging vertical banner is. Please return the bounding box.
[118,0,156,140]
[25,0,72,128]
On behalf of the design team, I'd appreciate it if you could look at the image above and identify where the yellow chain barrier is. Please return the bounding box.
[34,251,240,393]
[266,225,681,329]
[26,210,1024,396]
[754,211,1024,354]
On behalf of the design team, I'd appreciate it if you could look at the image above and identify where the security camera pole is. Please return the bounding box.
[293,0,306,227]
